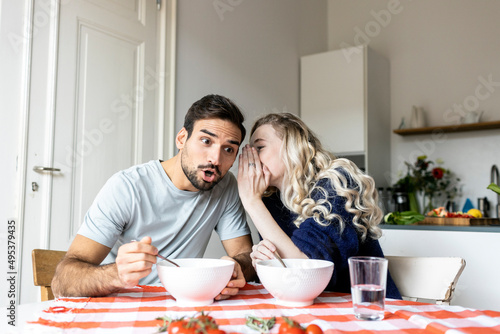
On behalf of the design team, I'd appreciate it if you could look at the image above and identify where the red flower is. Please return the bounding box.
[432,167,444,179]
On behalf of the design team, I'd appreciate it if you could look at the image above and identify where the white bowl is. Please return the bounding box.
[157,258,234,306]
[256,258,334,307]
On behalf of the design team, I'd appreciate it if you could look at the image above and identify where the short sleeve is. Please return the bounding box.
[77,172,135,248]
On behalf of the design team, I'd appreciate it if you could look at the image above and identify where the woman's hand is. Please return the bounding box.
[250,239,277,268]
[237,145,270,206]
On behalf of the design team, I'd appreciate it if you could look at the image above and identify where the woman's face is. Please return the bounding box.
[250,124,286,189]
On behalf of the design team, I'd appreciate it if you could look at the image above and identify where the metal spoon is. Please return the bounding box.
[131,240,180,267]
[273,250,287,268]
[156,253,180,267]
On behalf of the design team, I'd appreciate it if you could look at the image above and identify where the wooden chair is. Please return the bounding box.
[386,256,466,305]
[32,249,66,301]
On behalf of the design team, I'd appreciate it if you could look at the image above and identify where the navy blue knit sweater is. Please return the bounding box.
[262,178,402,300]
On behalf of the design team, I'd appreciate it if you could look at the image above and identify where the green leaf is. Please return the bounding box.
[384,212,394,224]
[400,211,422,217]
[487,183,500,195]
[245,316,276,333]
[383,211,425,225]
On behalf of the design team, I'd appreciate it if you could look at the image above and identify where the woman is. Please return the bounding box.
[238,113,401,299]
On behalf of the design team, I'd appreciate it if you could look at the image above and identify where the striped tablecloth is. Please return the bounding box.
[26,283,500,333]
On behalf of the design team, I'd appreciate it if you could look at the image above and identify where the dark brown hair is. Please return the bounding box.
[184,94,246,143]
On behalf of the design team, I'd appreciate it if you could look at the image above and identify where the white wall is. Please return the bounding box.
[174,0,327,256]
[327,0,500,213]
[175,0,327,133]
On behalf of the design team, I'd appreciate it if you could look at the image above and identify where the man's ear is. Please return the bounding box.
[176,127,188,150]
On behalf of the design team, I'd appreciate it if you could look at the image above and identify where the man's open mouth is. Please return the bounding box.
[202,169,216,182]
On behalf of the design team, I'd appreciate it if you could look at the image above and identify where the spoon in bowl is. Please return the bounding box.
[273,250,287,268]
[156,253,180,267]
[131,240,180,267]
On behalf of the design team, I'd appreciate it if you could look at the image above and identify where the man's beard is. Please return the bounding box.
[181,149,222,191]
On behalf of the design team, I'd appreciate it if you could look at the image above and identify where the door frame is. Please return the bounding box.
[15,0,177,304]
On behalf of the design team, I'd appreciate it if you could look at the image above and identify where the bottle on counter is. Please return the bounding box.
[386,187,395,213]
[377,187,387,215]
[445,199,456,213]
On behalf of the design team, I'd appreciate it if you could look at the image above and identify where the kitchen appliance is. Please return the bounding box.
[478,197,490,218]
[393,192,410,212]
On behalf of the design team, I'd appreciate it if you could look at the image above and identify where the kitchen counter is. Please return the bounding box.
[381,223,500,233]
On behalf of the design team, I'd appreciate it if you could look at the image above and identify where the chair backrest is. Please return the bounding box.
[386,256,466,305]
[32,249,66,301]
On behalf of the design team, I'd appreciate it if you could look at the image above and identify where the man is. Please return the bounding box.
[52,94,254,299]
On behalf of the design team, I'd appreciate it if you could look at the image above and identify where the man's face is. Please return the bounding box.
[178,118,241,191]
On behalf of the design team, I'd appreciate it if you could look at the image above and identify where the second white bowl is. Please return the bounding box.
[256,258,334,307]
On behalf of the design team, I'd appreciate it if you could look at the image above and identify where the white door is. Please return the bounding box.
[20,0,175,304]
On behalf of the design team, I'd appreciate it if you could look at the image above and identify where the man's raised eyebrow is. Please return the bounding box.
[200,129,241,146]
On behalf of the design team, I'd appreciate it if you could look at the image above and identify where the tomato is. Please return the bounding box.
[206,330,226,334]
[167,320,191,334]
[305,324,323,334]
[445,211,473,218]
[180,328,196,334]
[279,325,305,334]
[279,317,305,334]
[158,311,226,334]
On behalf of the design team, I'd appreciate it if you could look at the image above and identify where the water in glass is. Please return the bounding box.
[351,284,385,321]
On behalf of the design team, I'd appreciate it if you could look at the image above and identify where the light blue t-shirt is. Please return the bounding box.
[77,160,250,284]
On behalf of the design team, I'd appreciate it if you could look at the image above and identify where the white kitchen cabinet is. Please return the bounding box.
[300,45,390,187]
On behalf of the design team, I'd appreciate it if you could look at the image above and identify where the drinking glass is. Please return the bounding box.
[348,256,388,321]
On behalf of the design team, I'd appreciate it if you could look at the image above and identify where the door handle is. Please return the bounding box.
[33,166,61,172]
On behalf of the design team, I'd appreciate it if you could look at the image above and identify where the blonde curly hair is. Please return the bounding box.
[251,113,382,241]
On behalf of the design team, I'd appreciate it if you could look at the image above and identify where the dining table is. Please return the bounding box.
[16,283,500,333]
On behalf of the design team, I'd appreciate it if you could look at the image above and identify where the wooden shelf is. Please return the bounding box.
[393,120,500,136]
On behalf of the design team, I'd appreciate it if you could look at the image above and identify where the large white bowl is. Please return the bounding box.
[256,258,334,307]
[157,258,234,306]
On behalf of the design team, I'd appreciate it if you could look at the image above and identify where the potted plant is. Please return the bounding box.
[394,156,461,214]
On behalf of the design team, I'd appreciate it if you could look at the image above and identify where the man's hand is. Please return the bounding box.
[52,235,157,298]
[215,256,247,300]
[116,236,157,288]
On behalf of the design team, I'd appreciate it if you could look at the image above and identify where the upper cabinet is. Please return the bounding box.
[300,45,391,187]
